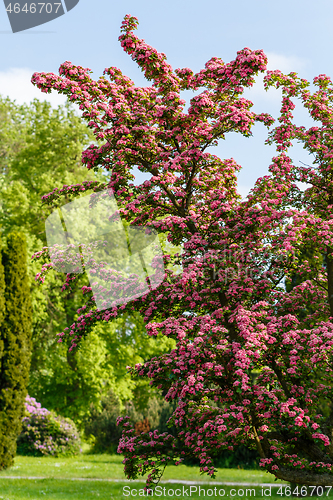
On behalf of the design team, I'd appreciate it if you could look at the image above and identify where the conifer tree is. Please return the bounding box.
[0,239,5,378]
[0,232,32,469]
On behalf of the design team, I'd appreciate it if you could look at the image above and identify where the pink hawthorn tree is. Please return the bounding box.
[31,15,333,488]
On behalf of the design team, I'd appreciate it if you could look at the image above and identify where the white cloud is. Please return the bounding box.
[243,53,308,109]
[0,54,307,108]
[266,53,307,73]
[0,67,67,106]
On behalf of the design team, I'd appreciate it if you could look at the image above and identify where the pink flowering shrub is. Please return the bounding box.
[17,396,81,457]
[31,15,333,488]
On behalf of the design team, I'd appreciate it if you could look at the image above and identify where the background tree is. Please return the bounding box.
[0,232,32,469]
[0,97,26,178]
[0,96,174,426]
[0,98,106,423]
[0,238,4,364]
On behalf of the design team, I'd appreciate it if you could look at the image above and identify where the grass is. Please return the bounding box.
[0,454,331,499]
[0,453,282,483]
[0,478,332,500]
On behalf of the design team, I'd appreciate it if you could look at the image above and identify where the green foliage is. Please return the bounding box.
[84,392,122,454]
[0,239,5,361]
[29,312,175,428]
[0,96,107,423]
[285,243,324,293]
[0,232,32,469]
[17,396,81,457]
[157,398,177,435]
[0,98,100,239]
[0,97,27,178]
[0,95,176,429]
[84,390,176,454]
[184,445,259,470]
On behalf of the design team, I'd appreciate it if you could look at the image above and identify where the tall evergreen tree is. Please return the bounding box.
[0,232,32,469]
[0,239,5,376]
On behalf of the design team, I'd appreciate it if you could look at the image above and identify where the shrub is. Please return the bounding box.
[85,391,176,454]
[184,445,259,470]
[17,396,81,457]
[84,391,123,454]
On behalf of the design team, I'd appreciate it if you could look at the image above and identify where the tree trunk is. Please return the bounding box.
[274,468,333,487]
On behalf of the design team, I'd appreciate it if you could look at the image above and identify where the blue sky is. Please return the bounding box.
[1,0,332,195]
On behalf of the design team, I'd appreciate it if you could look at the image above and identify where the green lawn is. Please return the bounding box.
[0,454,331,500]
[0,478,332,500]
[0,453,282,483]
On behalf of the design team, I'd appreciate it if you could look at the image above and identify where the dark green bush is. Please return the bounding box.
[84,391,176,454]
[183,444,259,469]
[17,396,81,457]
[214,445,259,469]
[84,391,123,454]
[157,399,177,435]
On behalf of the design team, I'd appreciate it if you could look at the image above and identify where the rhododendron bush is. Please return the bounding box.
[17,396,81,456]
[31,15,333,488]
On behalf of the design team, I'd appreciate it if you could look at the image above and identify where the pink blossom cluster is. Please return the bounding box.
[32,16,333,489]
